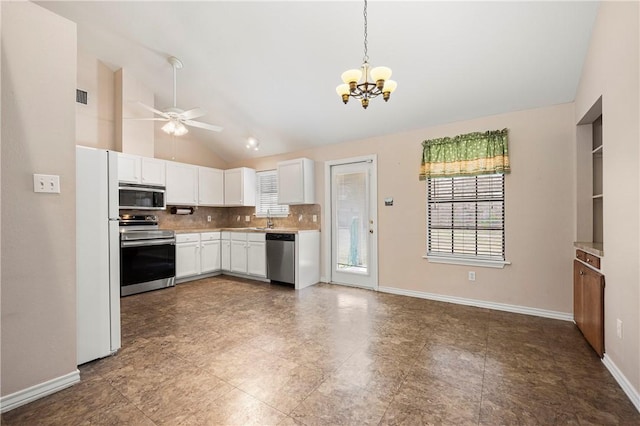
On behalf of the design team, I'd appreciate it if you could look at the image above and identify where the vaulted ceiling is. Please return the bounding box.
[39,1,599,162]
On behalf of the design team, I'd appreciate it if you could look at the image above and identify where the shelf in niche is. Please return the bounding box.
[592,145,603,155]
[592,194,603,199]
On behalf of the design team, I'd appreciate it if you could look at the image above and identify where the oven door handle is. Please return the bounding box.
[121,239,176,248]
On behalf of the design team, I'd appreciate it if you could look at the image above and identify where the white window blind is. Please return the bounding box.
[427,174,505,260]
[256,170,289,217]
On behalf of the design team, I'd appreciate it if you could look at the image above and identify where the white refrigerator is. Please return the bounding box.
[76,146,121,365]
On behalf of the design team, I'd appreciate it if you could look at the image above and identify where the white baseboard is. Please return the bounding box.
[602,354,640,413]
[0,369,80,413]
[377,286,573,321]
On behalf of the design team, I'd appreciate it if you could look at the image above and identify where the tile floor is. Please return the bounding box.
[2,276,639,425]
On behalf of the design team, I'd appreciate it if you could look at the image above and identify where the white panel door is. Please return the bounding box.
[176,242,200,278]
[166,161,198,206]
[201,240,221,273]
[117,153,141,184]
[330,160,377,289]
[141,157,166,186]
[247,241,266,277]
[278,160,303,204]
[230,234,248,273]
[199,167,224,206]
[221,238,231,271]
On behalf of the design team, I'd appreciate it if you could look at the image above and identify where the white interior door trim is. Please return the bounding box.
[323,155,378,289]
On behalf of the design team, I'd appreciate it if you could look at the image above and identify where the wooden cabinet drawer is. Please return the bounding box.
[576,249,601,269]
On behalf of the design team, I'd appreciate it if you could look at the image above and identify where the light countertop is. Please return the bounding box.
[170,227,319,235]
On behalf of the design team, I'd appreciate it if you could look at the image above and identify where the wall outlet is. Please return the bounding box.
[616,319,623,338]
[245,216,250,222]
[312,215,317,223]
[33,174,60,193]
[236,215,241,222]
[207,215,212,222]
[468,271,476,281]
[298,214,303,222]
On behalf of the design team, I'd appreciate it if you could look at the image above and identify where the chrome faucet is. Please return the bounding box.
[266,209,274,229]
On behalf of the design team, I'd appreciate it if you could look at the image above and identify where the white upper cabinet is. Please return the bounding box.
[198,167,224,206]
[117,153,141,184]
[166,161,198,206]
[277,158,315,204]
[141,157,166,186]
[224,167,256,206]
[117,153,165,186]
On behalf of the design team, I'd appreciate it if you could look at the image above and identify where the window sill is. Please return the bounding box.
[423,255,511,269]
[255,213,289,218]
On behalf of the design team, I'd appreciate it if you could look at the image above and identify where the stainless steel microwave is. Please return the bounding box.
[119,184,166,210]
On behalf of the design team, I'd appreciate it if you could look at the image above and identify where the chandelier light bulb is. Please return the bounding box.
[246,137,260,151]
[341,69,362,84]
[370,66,392,83]
[383,79,398,94]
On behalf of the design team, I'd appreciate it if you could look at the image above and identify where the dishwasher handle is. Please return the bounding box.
[265,233,295,242]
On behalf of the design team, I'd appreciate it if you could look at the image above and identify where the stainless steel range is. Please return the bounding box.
[120,215,176,296]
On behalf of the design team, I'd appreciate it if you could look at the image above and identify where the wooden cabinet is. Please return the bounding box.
[573,255,605,358]
[141,157,166,186]
[118,153,142,184]
[230,232,248,274]
[224,167,256,206]
[176,234,200,279]
[200,232,221,274]
[277,158,315,205]
[166,161,198,206]
[118,153,165,186]
[247,233,266,278]
[198,167,224,206]
[221,232,231,271]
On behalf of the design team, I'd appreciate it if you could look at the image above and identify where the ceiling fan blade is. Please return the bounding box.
[124,117,168,121]
[179,108,206,120]
[183,120,223,132]
[136,101,170,118]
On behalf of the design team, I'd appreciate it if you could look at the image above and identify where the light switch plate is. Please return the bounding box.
[33,174,60,193]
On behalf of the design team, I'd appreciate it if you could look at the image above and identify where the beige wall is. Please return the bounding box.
[76,49,116,151]
[575,1,640,394]
[230,102,576,314]
[1,1,78,396]
[154,133,228,169]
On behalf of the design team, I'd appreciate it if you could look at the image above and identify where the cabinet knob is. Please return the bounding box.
[586,258,591,263]
[580,270,584,275]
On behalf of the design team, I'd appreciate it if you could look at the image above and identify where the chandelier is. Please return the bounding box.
[336,0,397,109]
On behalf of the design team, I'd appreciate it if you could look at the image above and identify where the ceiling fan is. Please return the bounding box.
[135,56,223,136]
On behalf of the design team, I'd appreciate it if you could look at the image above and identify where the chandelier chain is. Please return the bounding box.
[363,0,369,64]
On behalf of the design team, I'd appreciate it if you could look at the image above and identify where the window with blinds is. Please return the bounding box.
[427,174,505,260]
[256,170,289,217]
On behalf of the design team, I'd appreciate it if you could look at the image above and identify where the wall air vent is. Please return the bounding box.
[76,89,88,105]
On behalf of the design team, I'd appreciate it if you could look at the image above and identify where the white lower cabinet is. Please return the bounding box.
[221,232,231,271]
[247,233,266,278]
[200,232,221,274]
[230,233,248,274]
[176,233,201,279]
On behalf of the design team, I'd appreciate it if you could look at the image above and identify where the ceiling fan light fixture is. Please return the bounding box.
[162,119,188,136]
[162,120,177,134]
[246,137,260,151]
[337,0,397,109]
[174,122,188,136]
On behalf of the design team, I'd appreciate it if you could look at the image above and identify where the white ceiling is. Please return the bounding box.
[38,1,599,163]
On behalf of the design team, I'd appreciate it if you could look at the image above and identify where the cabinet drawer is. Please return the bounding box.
[576,249,601,269]
[221,232,231,240]
[200,232,221,241]
[231,232,247,241]
[247,232,266,242]
[176,233,200,243]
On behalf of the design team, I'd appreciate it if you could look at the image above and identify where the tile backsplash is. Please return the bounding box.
[120,204,321,230]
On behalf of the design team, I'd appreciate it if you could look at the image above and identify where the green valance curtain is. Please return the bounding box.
[419,129,510,180]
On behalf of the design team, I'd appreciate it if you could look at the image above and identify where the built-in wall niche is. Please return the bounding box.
[575,96,603,252]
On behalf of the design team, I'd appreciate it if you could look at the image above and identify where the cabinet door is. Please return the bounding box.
[230,239,248,273]
[176,242,200,278]
[118,153,141,184]
[573,260,605,358]
[141,157,166,186]
[199,167,224,206]
[224,168,256,206]
[221,239,231,271]
[201,240,221,274]
[247,241,266,277]
[278,158,314,205]
[166,161,198,206]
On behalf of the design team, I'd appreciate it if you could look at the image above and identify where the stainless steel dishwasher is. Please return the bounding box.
[266,233,295,285]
